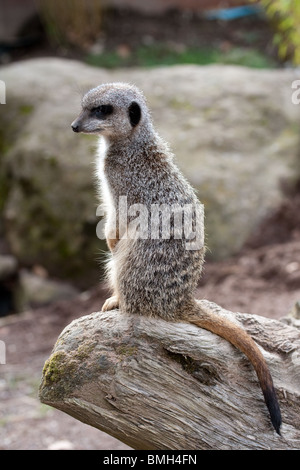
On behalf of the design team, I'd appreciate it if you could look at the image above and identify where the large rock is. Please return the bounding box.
[0,59,300,284]
[18,269,79,309]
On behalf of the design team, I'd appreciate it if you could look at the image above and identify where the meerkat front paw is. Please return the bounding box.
[102,295,119,312]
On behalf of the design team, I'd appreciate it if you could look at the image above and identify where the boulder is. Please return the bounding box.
[18,269,79,310]
[1,59,300,284]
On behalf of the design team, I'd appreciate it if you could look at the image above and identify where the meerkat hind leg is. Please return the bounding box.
[102,295,120,312]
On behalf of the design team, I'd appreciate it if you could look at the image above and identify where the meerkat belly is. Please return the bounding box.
[116,238,204,319]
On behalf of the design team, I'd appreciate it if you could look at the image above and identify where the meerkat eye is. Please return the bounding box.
[92,105,113,119]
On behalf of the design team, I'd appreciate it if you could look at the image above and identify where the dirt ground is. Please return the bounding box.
[1,183,300,450]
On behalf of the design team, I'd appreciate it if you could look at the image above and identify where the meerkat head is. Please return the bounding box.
[71,82,151,141]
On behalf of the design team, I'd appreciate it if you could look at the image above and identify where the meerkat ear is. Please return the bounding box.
[128,101,141,127]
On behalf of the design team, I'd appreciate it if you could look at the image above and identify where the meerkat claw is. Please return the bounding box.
[102,295,119,312]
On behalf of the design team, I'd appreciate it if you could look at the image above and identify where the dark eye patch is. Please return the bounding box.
[128,101,141,127]
[92,105,113,119]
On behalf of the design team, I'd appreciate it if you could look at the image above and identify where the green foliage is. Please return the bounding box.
[254,0,300,64]
[86,44,275,69]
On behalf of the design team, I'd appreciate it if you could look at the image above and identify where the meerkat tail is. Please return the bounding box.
[184,303,282,435]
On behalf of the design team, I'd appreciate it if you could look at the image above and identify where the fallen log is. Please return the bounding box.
[39,300,300,450]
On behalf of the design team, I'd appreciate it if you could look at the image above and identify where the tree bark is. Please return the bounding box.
[39,300,300,450]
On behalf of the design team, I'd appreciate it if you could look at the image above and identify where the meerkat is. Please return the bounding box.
[71,82,282,435]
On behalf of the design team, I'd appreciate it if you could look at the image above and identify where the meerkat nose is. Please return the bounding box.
[71,123,80,133]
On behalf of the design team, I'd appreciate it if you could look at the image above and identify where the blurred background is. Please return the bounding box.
[0,0,300,450]
[0,0,295,68]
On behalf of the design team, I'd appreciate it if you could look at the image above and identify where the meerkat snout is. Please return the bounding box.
[71,122,80,133]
